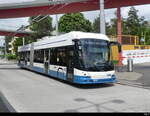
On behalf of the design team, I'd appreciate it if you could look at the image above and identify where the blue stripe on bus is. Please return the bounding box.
[73,75,116,84]
[32,66,44,73]
[24,65,116,84]
[32,66,67,80]
[48,70,67,80]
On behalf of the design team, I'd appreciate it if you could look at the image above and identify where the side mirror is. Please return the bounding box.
[109,42,122,53]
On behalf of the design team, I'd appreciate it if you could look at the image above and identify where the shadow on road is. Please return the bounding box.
[64,97,125,112]
[0,68,20,70]
[69,83,115,89]
[0,98,10,113]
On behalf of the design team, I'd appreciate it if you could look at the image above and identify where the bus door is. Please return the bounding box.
[67,48,74,82]
[44,49,49,74]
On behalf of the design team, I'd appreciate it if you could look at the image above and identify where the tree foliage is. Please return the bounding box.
[59,13,93,33]
[29,15,53,40]
[93,15,114,35]
[93,17,100,33]
[12,37,23,56]
[5,36,13,53]
[93,6,150,45]
[125,7,150,44]
[126,7,140,36]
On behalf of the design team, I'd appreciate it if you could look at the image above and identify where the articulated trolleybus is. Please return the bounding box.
[18,31,120,84]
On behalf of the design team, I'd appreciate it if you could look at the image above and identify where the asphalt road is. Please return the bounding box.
[134,63,150,87]
[0,63,150,112]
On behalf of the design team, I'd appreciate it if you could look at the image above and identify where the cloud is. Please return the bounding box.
[0,17,29,30]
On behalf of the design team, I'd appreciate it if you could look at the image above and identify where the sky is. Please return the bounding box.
[0,1,150,46]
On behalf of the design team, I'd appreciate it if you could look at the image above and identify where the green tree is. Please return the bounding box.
[107,18,117,35]
[126,7,140,36]
[12,37,23,56]
[29,15,53,40]
[59,13,93,33]
[9,16,53,56]
[93,15,116,35]
[5,36,13,53]
[93,16,100,33]
[93,6,150,45]
[126,6,150,44]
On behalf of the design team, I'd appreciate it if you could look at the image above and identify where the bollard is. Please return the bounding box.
[127,59,133,72]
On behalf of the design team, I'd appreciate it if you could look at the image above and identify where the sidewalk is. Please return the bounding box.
[115,62,150,89]
[116,71,144,87]
[116,72,142,81]
[0,58,17,64]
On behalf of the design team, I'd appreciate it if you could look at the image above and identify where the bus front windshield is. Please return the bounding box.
[77,39,114,71]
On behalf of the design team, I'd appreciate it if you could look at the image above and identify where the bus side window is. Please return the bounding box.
[44,49,49,61]
[50,48,57,65]
[34,49,44,63]
[56,48,67,66]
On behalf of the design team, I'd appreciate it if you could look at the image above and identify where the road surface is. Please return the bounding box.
[0,64,150,112]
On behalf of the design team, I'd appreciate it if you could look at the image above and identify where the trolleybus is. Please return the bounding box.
[18,31,121,84]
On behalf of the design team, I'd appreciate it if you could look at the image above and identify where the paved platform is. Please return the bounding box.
[0,64,150,112]
[0,58,17,64]
[116,62,150,89]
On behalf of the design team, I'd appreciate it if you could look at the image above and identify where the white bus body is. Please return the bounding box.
[18,31,116,84]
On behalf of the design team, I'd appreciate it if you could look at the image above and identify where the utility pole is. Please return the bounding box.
[4,37,7,60]
[56,14,59,36]
[23,37,25,46]
[99,0,106,34]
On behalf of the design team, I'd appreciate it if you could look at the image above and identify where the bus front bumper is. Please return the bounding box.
[73,75,116,84]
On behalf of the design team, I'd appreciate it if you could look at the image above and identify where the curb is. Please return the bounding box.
[0,91,16,112]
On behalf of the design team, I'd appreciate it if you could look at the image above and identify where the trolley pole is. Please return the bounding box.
[99,0,106,34]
